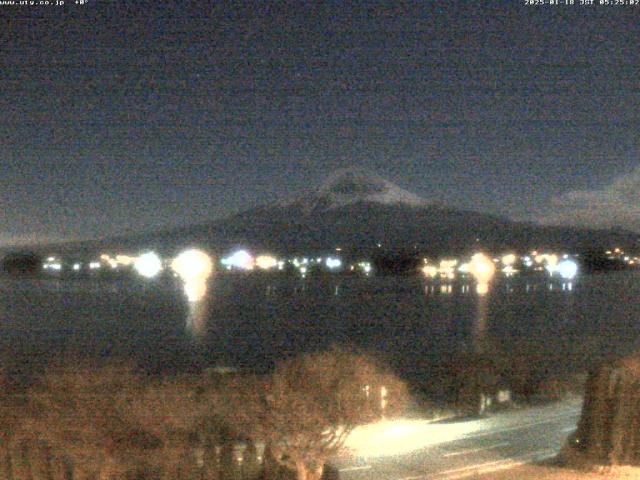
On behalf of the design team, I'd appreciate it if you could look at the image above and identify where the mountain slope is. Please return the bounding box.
[18,169,640,257]
[177,169,639,255]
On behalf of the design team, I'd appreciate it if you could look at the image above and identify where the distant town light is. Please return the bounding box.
[221,250,254,270]
[173,250,213,280]
[438,259,457,279]
[134,252,163,278]
[44,262,62,271]
[326,257,342,269]
[469,253,496,295]
[543,254,560,275]
[501,254,516,266]
[358,261,372,275]
[557,259,578,280]
[115,255,135,266]
[255,255,278,270]
[72,263,81,271]
[502,265,517,276]
[422,265,437,278]
[535,253,559,272]
[439,259,458,269]
[172,249,214,302]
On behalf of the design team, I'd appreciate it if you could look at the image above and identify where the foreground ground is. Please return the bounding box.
[475,464,640,479]
[335,398,582,480]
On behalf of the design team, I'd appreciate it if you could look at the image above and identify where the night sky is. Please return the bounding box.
[2,1,639,246]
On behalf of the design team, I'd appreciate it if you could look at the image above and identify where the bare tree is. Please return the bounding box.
[26,362,161,480]
[128,375,207,479]
[224,348,410,480]
[0,371,19,479]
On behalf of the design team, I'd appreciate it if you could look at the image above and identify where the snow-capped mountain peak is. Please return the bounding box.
[297,168,428,211]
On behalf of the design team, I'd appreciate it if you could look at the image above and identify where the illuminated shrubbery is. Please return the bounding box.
[26,361,162,479]
[0,349,410,480]
[220,347,410,480]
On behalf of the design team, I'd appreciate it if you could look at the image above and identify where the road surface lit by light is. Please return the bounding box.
[344,418,485,458]
[337,399,581,480]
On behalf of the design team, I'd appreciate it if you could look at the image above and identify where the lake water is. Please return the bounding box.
[1,271,639,394]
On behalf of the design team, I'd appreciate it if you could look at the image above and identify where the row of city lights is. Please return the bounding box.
[40,248,584,303]
[421,252,579,283]
[219,250,371,277]
[605,247,640,266]
[45,250,214,302]
[43,249,579,282]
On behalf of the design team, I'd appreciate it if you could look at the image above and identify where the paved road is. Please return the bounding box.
[333,399,582,480]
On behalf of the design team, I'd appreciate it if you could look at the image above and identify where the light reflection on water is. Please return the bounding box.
[186,295,209,340]
[1,272,639,381]
[472,285,490,353]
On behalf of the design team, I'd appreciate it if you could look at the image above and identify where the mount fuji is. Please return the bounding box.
[91,168,639,257]
[289,168,430,212]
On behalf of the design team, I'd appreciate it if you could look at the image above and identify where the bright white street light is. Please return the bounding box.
[172,249,213,280]
[469,253,496,284]
[469,253,496,295]
[171,249,214,302]
[557,259,578,280]
[326,257,342,269]
[134,252,163,278]
[221,250,254,270]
